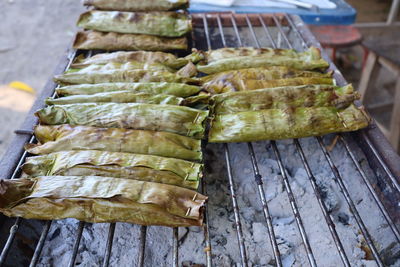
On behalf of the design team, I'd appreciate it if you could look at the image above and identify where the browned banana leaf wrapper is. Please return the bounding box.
[208,105,370,143]
[35,103,208,139]
[197,47,330,74]
[66,61,176,74]
[73,31,188,51]
[46,91,184,106]
[26,125,202,161]
[211,85,359,114]
[56,83,202,97]
[77,11,192,37]
[0,176,207,226]
[22,150,202,189]
[201,67,333,94]
[54,69,199,85]
[84,0,189,11]
[71,51,204,69]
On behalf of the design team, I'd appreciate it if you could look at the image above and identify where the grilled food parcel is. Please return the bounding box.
[77,11,192,37]
[0,176,207,227]
[35,103,208,139]
[22,150,202,190]
[25,125,203,161]
[73,31,188,51]
[83,0,189,12]
[71,51,203,69]
[56,82,202,97]
[196,47,330,74]
[200,66,335,94]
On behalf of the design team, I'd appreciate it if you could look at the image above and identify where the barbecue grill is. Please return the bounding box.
[1,13,400,267]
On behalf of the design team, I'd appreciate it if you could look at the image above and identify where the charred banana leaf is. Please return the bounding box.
[54,69,199,85]
[66,61,175,73]
[56,83,202,97]
[0,176,207,226]
[211,85,359,114]
[73,31,188,51]
[77,11,192,37]
[197,47,329,74]
[46,91,184,105]
[35,103,208,139]
[203,47,309,63]
[26,125,202,161]
[22,150,202,189]
[71,51,203,69]
[209,105,370,143]
[83,0,189,11]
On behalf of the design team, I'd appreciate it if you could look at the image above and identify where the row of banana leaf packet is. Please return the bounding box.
[0,0,209,228]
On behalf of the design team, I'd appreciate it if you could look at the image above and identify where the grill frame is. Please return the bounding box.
[0,13,399,267]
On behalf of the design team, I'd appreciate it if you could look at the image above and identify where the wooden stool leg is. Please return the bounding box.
[389,78,400,152]
[358,51,380,104]
[332,47,336,63]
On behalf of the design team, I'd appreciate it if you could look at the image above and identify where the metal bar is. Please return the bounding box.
[200,170,212,266]
[293,139,351,266]
[387,0,400,24]
[137,226,147,267]
[272,14,293,49]
[258,15,276,47]
[317,137,384,266]
[102,223,116,267]
[203,14,248,267]
[272,14,385,266]
[338,134,400,242]
[0,218,22,266]
[230,14,243,47]
[229,15,283,267]
[245,14,261,48]
[67,221,85,267]
[29,221,52,267]
[172,228,179,267]
[270,141,317,267]
[224,144,249,267]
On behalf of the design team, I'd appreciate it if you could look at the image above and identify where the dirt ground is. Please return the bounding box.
[0,0,397,159]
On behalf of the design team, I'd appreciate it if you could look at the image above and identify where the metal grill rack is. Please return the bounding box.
[0,13,400,267]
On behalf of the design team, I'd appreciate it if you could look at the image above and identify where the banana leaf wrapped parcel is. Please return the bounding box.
[22,150,202,189]
[197,47,330,74]
[208,105,370,143]
[0,176,207,227]
[35,103,208,139]
[77,11,192,37]
[54,69,199,85]
[71,51,203,69]
[83,0,189,11]
[25,125,202,161]
[73,31,188,51]
[200,66,333,94]
[56,83,202,97]
[211,84,360,114]
[67,61,176,73]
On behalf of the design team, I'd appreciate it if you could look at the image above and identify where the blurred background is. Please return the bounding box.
[0,0,399,158]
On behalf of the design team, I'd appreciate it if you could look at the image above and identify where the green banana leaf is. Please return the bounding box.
[25,125,202,161]
[66,61,175,74]
[203,76,335,94]
[204,47,304,63]
[211,84,360,114]
[71,51,202,69]
[46,91,184,105]
[197,47,330,74]
[35,103,209,139]
[22,150,202,189]
[83,0,189,11]
[208,104,370,143]
[0,176,207,227]
[77,11,192,37]
[73,31,188,51]
[54,69,199,85]
[56,82,202,97]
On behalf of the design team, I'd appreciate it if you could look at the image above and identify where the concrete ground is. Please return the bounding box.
[0,0,397,159]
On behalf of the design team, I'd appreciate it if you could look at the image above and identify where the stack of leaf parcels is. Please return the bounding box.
[196,47,371,143]
[74,0,192,51]
[0,1,209,227]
